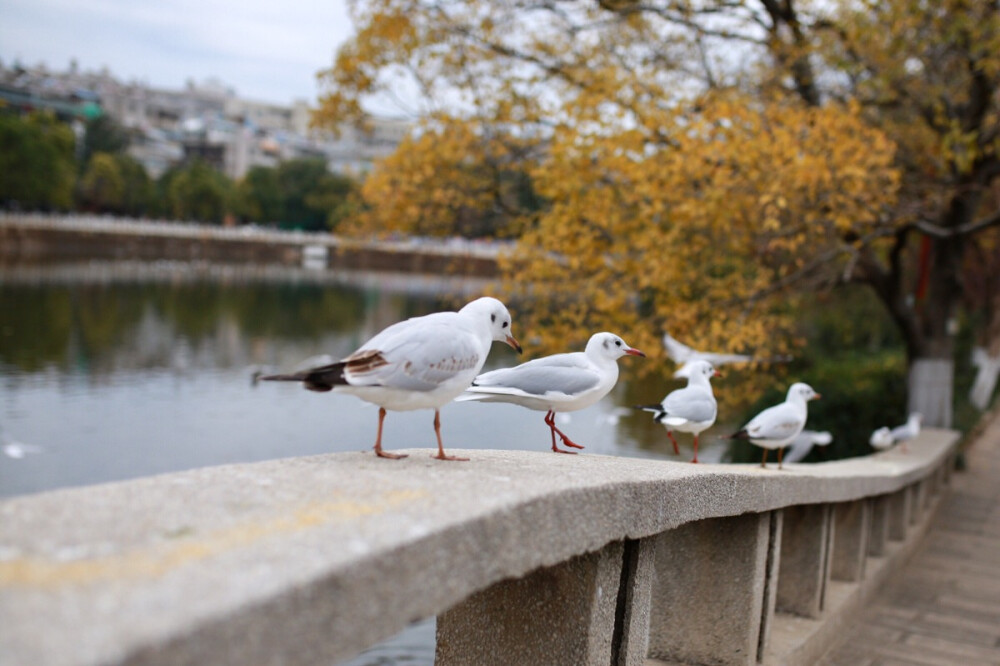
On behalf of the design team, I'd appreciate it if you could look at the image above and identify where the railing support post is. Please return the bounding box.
[868,495,890,557]
[887,486,912,541]
[435,541,624,666]
[646,512,771,666]
[831,500,871,582]
[776,504,833,618]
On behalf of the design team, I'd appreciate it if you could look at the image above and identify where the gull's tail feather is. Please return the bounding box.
[261,362,348,392]
[633,404,666,423]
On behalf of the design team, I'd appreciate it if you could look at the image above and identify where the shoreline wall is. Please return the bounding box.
[0,214,501,278]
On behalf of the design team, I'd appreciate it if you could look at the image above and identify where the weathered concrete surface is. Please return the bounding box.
[776,504,833,618]
[831,500,871,582]
[819,410,1000,665]
[436,541,622,665]
[868,495,890,556]
[647,513,770,666]
[0,429,958,666]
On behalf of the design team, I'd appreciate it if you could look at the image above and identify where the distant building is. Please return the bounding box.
[0,60,410,180]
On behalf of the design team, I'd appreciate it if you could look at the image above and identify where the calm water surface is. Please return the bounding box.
[0,260,731,665]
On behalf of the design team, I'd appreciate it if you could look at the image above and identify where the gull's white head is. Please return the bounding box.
[461,297,521,353]
[787,382,821,402]
[685,359,720,382]
[586,332,646,361]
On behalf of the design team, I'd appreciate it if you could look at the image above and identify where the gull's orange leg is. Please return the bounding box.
[374,407,407,459]
[431,410,469,461]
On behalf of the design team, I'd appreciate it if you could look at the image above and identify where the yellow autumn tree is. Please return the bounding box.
[318,0,1000,421]
[346,118,540,238]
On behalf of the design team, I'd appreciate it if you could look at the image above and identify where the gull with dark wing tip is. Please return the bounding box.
[663,332,791,379]
[635,359,719,463]
[456,332,645,453]
[262,297,521,461]
[729,382,821,469]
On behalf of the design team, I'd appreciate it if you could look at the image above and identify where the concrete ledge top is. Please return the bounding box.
[0,429,958,666]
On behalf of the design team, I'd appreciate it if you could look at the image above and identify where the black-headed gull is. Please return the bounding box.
[869,426,894,451]
[456,332,645,453]
[783,430,833,463]
[635,359,719,463]
[730,382,821,469]
[663,332,791,378]
[262,297,521,461]
[889,412,921,452]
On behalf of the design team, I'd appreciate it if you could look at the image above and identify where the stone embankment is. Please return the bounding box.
[0,213,502,277]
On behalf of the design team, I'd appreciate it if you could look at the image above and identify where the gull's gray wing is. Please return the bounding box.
[664,387,717,423]
[473,354,600,398]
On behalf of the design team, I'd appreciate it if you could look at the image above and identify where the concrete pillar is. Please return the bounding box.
[436,541,624,666]
[757,510,783,663]
[776,504,833,618]
[887,486,911,541]
[909,482,925,526]
[647,512,771,666]
[611,538,655,666]
[868,495,890,557]
[831,500,871,582]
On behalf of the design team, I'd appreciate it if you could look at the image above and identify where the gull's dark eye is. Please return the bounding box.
[491,314,496,323]
[502,321,508,328]
[615,340,622,346]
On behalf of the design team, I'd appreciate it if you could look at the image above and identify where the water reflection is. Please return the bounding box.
[0,261,687,499]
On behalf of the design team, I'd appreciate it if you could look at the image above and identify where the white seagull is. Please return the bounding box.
[262,297,521,461]
[889,412,922,453]
[456,332,645,453]
[730,382,821,469]
[783,430,833,463]
[869,426,894,451]
[635,359,719,463]
[663,332,792,378]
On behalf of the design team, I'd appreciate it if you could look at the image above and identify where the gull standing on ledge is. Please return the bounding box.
[456,332,645,453]
[869,426,895,451]
[262,297,521,461]
[889,412,922,453]
[635,359,719,463]
[730,382,821,469]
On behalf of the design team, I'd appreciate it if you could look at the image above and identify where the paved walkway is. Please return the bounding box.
[819,411,1000,665]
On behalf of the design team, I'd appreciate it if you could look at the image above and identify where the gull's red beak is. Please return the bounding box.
[505,334,523,354]
[714,370,723,377]
[626,347,646,357]
[812,393,822,400]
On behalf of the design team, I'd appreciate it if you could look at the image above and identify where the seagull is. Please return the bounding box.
[663,332,791,378]
[262,297,521,461]
[869,426,894,451]
[456,332,645,453]
[634,359,719,463]
[889,412,922,453]
[783,430,833,463]
[730,382,821,469]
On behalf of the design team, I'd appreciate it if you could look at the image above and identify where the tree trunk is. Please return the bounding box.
[907,358,954,428]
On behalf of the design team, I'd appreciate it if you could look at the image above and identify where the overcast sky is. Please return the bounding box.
[0,0,355,106]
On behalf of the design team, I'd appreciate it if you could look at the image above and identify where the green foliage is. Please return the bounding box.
[82,115,128,166]
[237,166,283,223]
[79,152,125,212]
[164,160,234,224]
[236,159,360,231]
[0,111,76,210]
[115,154,156,217]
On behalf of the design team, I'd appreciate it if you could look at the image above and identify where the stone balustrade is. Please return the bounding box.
[0,428,958,666]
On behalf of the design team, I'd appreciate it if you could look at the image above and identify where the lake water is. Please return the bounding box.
[0,260,736,665]
[0,260,718,500]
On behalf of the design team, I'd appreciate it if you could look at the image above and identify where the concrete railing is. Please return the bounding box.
[0,429,958,666]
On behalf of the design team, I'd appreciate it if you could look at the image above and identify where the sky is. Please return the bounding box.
[0,0,355,106]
